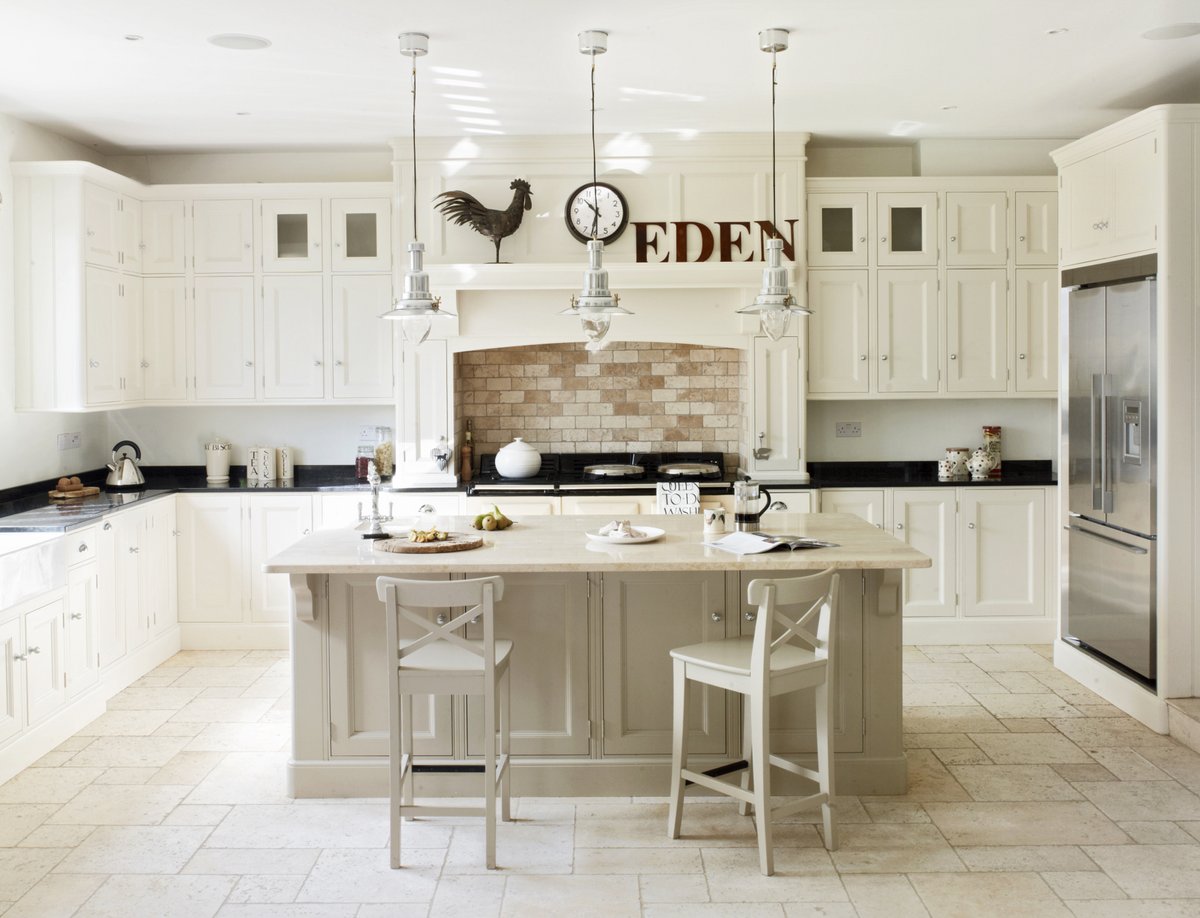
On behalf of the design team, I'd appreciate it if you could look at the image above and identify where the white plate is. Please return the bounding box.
[585,526,665,545]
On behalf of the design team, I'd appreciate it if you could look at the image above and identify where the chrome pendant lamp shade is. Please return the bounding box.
[737,28,809,342]
[382,31,455,344]
[562,29,631,351]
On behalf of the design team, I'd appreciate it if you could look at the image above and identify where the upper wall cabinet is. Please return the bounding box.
[261,199,323,272]
[141,201,187,274]
[945,192,1007,266]
[877,192,938,266]
[84,183,141,272]
[193,200,255,273]
[1013,191,1057,265]
[807,192,868,267]
[331,199,392,272]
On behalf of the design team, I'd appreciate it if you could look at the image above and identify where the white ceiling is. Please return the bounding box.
[2,0,1200,154]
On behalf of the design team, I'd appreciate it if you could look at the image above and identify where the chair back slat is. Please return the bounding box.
[377,576,503,671]
[746,570,838,684]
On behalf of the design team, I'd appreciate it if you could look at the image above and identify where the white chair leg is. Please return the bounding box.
[750,688,773,876]
[816,677,837,851]
[738,695,753,817]
[389,692,402,869]
[401,694,415,821]
[484,683,498,869]
[667,658,690,839]
[501,668,512,822]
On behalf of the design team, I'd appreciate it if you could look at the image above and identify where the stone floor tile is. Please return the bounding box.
[861,801,931,823]
[688,851,846,903]
[185,723,290,753]
[640,873,709,903]
[996,717,1059,733]
[954,845,1098,872]
[429,873,505,917]
[167,650,250,667]
[924,801,1130,846]
[902,662,992,684]
[1177,822,1200,844]
[834,823,949,848]
[226,875,306,904]
[923,653,967,663]
[902,706,1007,734]
[1086,747,1172,781]
[185,753,294,806]
[1053,763,1119,783]
[701,846,836,876]
[948,764,1082,802]
[871,749,970,803]
[152,721,206,738]
[643,905,784,918]
[0,767,105,804]
[0,848,70,901]
[903,734,978,750]
[501,875,640,918]
[47,783,189,826]
[204,804,399,849]
[174,666,269,688]
[217,905,362,918]
[1075,703,1131,718]
[444,823,572,875]
[1042,869,1128,900]
[975,693,1083,719]
[573,846,702,874]
[104,686,203,710]
[17,824,95,848]
[782,905,857,918]
[296,847,439,903]
[55,825,210,874]
[65,735,189,769]
[1086,844,1200,898]
[576,804,821,849]
[172,697,276,724]
[959,680,1009,695]
[0,804,58,846]
[841,874,931,918]
[239,678,291,700]
[1075,780,1200,821]
[183,847,320,874]
[1118,820,1198,844]
[932,748,992,766]
[91,767,158,785]
[908,871,1072,917]
[1050,716,1176,748]
[903,684,978,707]
[989,671,1048,693]
[967,732,1093,764]
[830,845,967,874]
[3,872,105,917]
[128,667,189,687]
[149,750,226,786]
[76,709,175,736]
[1066,901,1200,918]
[75,873,236,918]
[1136,746,1200,792]
[966,650,1055,673]
[510,800,574,824]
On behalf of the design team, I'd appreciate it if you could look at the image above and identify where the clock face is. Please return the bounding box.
[565,182,629,244]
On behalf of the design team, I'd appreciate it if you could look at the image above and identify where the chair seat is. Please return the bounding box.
[670,636,823,677]
[398,639,513,672]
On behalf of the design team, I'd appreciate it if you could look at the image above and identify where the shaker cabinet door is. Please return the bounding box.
[193,276,256,400]
[807,269,870,394]
[192,200,255,273]
[141,277,189,401]
[945,269,1008,394]
[1014,268,1059,393]
[877,269,939,393]
[807,192,868,267]
[141,200,187,274]
[892,490,957,619]
[945,192,1007,266]
[261,275,325,400]
[960,489,1045,618]
[331,275,394,400]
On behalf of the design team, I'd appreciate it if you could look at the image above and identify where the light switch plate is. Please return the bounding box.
[835,421,862,438]
[57,432,81,450]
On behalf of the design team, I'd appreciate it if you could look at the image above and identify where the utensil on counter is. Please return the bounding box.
[105,440,145,491]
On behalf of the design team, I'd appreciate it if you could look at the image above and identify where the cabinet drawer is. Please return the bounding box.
[64,528,97,567]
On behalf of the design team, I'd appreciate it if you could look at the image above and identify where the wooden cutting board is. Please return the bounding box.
[48,486,101,500]
[374,532,484,554]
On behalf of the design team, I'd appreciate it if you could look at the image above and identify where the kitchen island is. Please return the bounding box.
[265,513,929,798]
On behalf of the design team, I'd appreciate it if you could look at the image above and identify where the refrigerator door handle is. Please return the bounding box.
[1102,374,1115,513]
[1091,373,1104,511]
[1066,523,1149,555]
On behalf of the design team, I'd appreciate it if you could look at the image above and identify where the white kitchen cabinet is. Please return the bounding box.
[331,275,394,400]
[23,596,66,725]
[807,270,870,394]
[84,267,126,405]
[192,200,255,273]
[328,574,451,756]
[65,563,100,697]
[877,269,938,393]
[141,200,187,275]
[945,269,1008,394]
[807,192,868,267]
[877,192,938,266]
[118,195,142,274]
[892,490,957,619]
[261,199,323,272]
[331,198,391,272]
[0,619,22,745]
[465,495,560,516]
[820,489,887,530]
[762,489,817,515]
[193,276,256,400]
[141,277,189,401]
[1014,268,1059,393]
[946,192,1007,266]
[749,334,801,475]
[1014,191,1058,265]
[114,502,175,651]
[601,571,727,756]
[83,182,121,269]
[738,569,863,753]
[560,495,658,516]
[248,495,314,624]
[1060,132,1158,267]
[261,275,325,400]
[466,572,590,756]
[177,495,246,624]
[96,520,123,667]
[960,489,1045,618]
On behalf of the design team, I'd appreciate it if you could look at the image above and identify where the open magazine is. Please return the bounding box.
[710,531,839,555]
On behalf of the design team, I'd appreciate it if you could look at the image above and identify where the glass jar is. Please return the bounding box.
[373,427,394,479]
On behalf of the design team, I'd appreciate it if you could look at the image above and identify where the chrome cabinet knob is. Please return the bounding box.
[129,546,139,554]
[949,235,957,242]
[711,612,723,622]
[418,504,435,514]
[244,242,251,249]
[71,612,83,620]
[949,353,957,360]
[313,241,320,248]
[313,359,322,367]
[89,359,99,368]
[744,610,756,622]
[27,646,40,655]
[880,354,889,361]
[335,359,344,367]
[78,543,88,553]
[302,528,310,535]
[858,236,866,243]
[12,651,27,662]
[244,360,253,368]
[436,613,448,626]
[859,354,867,361]
[895,522,904,530]
[968,522,976,529]
[1018,235,1026,242]
[1019,353,1027,360]
[103,522,112,531]
[880,236,887,243]
[140,360,149,369]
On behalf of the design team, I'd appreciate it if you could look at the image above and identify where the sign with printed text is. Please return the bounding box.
[656,482,700,515]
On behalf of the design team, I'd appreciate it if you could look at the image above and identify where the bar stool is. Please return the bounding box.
[666,569,839,875]
[376,575,512,869]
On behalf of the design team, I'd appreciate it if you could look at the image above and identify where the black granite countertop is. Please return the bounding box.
[804,459,1056,489]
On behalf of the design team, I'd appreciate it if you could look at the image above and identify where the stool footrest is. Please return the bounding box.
[767,754,820,784]
[684,759,748,787]
[772,792,829,820]
[399,804,486,818]
[412,763,485,774]
[680,767,754,804]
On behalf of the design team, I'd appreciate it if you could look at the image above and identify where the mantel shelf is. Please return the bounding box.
[425,261,790,292]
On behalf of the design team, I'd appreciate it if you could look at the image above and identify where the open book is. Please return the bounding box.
[710,531,839,555]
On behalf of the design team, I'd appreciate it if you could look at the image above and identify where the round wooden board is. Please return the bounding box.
[374,532,484,554]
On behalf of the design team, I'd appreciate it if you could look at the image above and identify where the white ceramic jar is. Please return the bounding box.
[494,437,542,478]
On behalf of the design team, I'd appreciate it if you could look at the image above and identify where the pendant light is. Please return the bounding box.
[560,29,632,352]
[382,31,455,343]
[737,28,809,341]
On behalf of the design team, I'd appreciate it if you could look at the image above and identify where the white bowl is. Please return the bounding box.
[494,438,542,478]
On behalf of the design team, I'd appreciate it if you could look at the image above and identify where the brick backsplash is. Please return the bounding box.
[455,342,747,470]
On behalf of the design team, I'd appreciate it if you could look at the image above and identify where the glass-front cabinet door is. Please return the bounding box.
[261,199,323,272]
[807,192,868,267]
[331,199,392,272]
[876,192,938,266]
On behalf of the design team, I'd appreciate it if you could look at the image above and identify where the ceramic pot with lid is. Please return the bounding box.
[494,438,542,478]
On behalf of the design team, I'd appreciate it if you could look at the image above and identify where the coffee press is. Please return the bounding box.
[733,479,772,532]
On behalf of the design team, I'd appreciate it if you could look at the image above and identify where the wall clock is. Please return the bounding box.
[564,182,629,244]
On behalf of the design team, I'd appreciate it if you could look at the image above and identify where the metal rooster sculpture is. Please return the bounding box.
[434,178,532,263]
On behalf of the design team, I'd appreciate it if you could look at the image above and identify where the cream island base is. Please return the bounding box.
[264,513,931,799]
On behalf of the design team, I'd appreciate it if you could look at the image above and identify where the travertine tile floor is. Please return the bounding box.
[4,645,1200,916]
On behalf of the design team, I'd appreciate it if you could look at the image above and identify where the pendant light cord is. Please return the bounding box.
[770,48,777,239]
[590,52,599,240]
[411,53,419,243]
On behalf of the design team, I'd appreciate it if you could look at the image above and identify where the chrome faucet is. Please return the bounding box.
[360,461,392,540]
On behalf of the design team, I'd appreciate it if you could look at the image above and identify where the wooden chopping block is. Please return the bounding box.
[374,532,484,554]
[48,486,101,500]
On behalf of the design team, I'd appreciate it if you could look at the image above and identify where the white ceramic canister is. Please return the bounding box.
[944,447,971,480]
[205,440,232,482]
[247,446,277,482]
[277,446,294,481]
[494,437,542,478]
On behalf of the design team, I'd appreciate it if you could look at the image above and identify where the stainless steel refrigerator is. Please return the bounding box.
[1063,258,1157,684]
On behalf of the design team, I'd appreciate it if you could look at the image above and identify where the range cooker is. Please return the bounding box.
[469,451,730,495]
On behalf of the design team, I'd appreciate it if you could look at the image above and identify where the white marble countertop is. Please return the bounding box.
[264,513,931,574]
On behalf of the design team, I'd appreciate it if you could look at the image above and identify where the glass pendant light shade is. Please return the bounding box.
[737,237,810,340]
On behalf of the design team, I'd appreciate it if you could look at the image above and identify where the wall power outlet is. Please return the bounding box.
[835,421,862,438]
[57,432,81,450]
[358,425,377,442]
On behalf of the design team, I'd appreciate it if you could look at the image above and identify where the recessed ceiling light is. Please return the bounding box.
[1045,27,1069,36]
[1142,22,1200,40]
[235,111,251,116]
[208,33,272,50]
[124,34,143,41]
[940,105,958,111]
